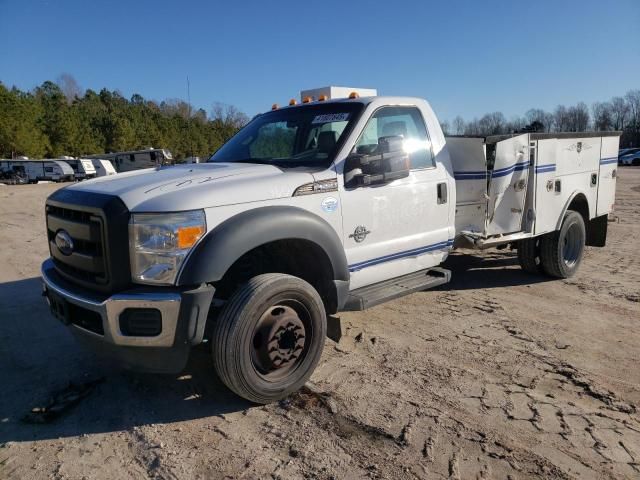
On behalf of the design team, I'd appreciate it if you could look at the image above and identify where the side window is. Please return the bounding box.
[355,106,434,169]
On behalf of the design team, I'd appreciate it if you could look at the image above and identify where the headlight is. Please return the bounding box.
[129,210,206,285]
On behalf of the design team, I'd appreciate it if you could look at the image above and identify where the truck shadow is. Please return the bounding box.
[0,277,252,444]
[440,249,554,290]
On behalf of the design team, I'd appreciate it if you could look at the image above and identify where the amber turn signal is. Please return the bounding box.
[176,225,205,249]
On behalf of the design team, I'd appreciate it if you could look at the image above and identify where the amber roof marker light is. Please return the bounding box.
[318,94,328,101]
[349,91,359,99]
[271,103,279,110]
[289,98,297,106]
[302,96,312,104]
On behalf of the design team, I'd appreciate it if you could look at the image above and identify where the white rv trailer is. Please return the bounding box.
[59,157,97,180]
[89,158,117,177]
[84,148,173,173]
[2,159,74,183]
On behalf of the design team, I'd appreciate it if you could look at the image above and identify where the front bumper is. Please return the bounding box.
[41,259,215,373]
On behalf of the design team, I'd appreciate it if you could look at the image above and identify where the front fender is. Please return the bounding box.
[177,206,349,286]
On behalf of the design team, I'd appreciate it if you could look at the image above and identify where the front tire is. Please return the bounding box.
[540,210,586,278]
[211,273,326,403]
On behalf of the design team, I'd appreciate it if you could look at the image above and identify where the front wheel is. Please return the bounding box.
[540,210,586,278]
[211,273,326,403]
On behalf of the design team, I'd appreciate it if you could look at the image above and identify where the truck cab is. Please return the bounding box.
[41,88,618,403]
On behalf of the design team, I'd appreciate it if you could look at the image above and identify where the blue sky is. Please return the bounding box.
[1,0,638,123]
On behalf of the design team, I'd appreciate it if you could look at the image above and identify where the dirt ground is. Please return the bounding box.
[1,169,639,480]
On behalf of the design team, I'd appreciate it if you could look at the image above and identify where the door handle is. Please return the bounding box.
[437,182,447,204]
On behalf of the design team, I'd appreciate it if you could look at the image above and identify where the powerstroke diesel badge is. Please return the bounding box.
[349,225,371,243]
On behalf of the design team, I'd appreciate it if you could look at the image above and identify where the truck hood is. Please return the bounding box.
[64,163,316,212]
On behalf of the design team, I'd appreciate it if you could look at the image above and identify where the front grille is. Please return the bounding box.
[45,189,131,293]
[47,204,108,286]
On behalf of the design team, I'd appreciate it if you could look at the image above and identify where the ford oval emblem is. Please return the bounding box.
[55,230,74,256]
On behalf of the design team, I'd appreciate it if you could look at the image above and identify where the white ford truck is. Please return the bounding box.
[41,87,619,403]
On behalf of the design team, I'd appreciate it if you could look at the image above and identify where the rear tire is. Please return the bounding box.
[540,210,586,278]
[517,237,543,274]
[211,273,326,404]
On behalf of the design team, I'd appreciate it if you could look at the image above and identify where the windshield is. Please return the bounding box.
[209,102,364,167]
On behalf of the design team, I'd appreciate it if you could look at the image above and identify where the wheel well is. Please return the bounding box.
[212,239,337,313]
[567,193,589,228]
[566,193,607,247]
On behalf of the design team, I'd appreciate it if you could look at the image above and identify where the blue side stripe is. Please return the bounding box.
[535,163,556,173]
[491,162,529,178]
[349,239,454,272]
[454,161,529,180]
[454,172,487,180]
[455,156,617,179]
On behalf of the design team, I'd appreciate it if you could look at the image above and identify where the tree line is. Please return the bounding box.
[441,89,640,147]
[2,76,638,160]
[0,74,249,160]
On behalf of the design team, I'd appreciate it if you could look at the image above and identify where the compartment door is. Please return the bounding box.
[486,134,530,235]
[596,136,619,216]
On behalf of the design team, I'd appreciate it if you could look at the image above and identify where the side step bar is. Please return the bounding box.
[342,267,451,311]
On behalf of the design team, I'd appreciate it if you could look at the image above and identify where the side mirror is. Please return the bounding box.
[345,135,410,187]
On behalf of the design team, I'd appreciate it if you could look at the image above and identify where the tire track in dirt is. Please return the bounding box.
[452,291,640,478]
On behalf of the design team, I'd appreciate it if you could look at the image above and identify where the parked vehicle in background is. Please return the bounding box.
[89,159,118,177]
[41,87,619,404]
[619,149,640,166]
[60,158,97,180]
[1,159,74,183]
[618,148,640,158]
[84,148,173,173]
[0,161,28,184]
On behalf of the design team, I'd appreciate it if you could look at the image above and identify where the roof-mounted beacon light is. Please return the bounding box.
[271,103,279,110]
[289,98,297,106]
[318,94,328,101]
[349,91,359,99]
[302,96,312,103]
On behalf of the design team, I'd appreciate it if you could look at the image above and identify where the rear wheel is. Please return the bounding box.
[211,273,326,403]
[517,237,543,274]
[540,210,586,278]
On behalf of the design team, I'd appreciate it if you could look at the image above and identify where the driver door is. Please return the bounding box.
[339,106,451,290]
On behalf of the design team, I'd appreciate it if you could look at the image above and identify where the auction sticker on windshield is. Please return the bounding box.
[312,113,350,124]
